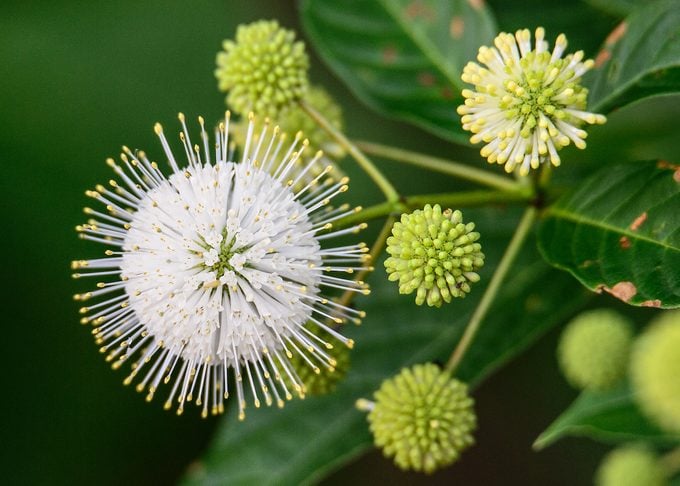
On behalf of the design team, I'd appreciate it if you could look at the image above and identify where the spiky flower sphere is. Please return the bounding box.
[595,445,667,486]
[216,20,309,119]
[283,322,353,396]
[630,310,680,433]
[458,27,606,175]
[359,363,476,474]
[558,309,633,391]
[385,204,484,307]
[72,112,369,418]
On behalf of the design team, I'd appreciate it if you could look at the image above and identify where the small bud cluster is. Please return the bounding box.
[361,363,476,474]
[385,205,484,307]
[283,323,352,396]
[216,20,309,118]
[557,309,633,391]
[630,310,680,434]
[278,86,345,159]
[228,86,346,191]
[596,445,667,486]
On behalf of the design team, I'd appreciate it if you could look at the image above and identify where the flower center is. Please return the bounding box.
[201,228,242,279]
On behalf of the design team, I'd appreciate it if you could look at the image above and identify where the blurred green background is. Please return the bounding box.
[2,1,678,484]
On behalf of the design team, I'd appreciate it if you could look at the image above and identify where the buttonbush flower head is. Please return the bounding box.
[216,20,309,119]
[630,310,680,433]
[385,204,484,307]
[357,363,476,474]
[557,309,633,391]
[595,445,667,486]
[458,27,607,175]
[283,322,353,396]
[72,112,369,418]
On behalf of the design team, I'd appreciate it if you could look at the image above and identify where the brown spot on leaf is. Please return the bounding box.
[185,460,206,477]
[630,212,647,231]
[656,160,677,169]
[418,72,436,87]
[656,160,680,182]
[619,236,631,249]
[595,49,611,68]
[524,294,543,313]
[404,0,435,21]
[441,86,454,99]
[467,0,485,10]
[641,299,662,307]
[450,16,465,39]
[605,21,627,46]
[599,281,637,302]
[382,45,398,64]
[579,259,598,269]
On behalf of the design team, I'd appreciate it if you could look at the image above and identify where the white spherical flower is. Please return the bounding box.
[458,27,606,175]
[73,113,368,418]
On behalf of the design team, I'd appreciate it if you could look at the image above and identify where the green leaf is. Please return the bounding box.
[300,0,497,144]
[182,209,590,486]
[586,0,680,113]
[584,0,642,17]
[487,0,617,58]
[538,160,680,309]
[534,384,680,450]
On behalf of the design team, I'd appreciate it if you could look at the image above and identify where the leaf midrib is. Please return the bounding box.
[545,207,679,252]
[590,0,680,112]
[377,0,461,87]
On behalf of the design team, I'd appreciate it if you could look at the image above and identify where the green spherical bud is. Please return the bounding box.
[280,86,345,159]
[216,20,309,118]
[384,204,484,307]
[228,85,345,191]
[558,309,633,390]
[283,323,351,397]
[364,363,476,474]
[228,111,345,194]
[596,445,667,486]
[631,310,680,433]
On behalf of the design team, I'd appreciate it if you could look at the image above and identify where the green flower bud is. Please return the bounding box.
[558,309,633,391]
[596,445,667,486]
[283,323,351,396]
[216,20,309,118]
[384,205,484,307]
[228,86,346,191]
[280,85,345,159]
[630,310,680,433]
[360,363,476,474]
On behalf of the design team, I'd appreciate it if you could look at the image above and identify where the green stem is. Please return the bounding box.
[355,140,520,193]
[335,189,532,229]
[445,206,538,374]
[299,100,399,203]
[336,215,396,312]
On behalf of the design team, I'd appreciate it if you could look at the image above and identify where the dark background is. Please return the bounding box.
[2,1,678,484]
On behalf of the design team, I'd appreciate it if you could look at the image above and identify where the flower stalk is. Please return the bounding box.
[299,99,400,203]
[332,188,532,229]
[335,215,396,312]
[445,205,537,373]
[355,140,520,193]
